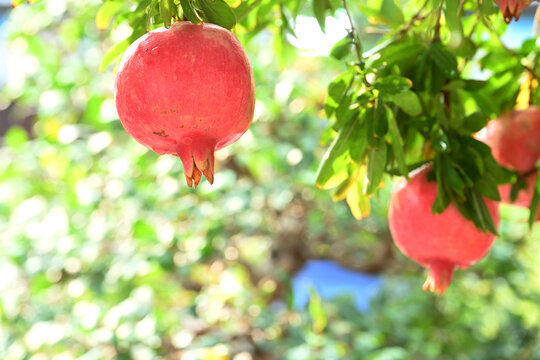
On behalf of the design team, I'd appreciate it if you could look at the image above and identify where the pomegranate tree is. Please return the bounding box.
[115,22,255,188]
[388,166,499,295]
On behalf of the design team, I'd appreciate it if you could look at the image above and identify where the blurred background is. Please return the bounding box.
[1,1,540,359]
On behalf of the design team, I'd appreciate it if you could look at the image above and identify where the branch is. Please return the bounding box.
[342,0,362,61]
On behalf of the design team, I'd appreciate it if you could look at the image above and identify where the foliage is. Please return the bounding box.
[2,0,540,358]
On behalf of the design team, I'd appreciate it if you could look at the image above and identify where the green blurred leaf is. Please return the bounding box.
[429,42,458,78]
[180,0,202,24]
[159,0,175,28]
[330,34,352,60]
[199,0,237,29]
[365,138,387,195]
[529,174,540,228]
[100,39,130,71]
[386,106,408,178]
[375,75,412,95]
[389,91,422,116]
[313,0,329,31]
[96,1,124,30]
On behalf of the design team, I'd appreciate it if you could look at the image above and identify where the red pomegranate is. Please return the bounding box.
[388,166,499,295]
[475,107,540,173]
[115,22,255,188]
[495,0,533,23]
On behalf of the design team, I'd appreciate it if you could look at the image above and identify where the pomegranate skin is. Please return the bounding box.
[388,166,499,295]
[115,22,255,187]
[475,107,540,173]
[495,0,532,23]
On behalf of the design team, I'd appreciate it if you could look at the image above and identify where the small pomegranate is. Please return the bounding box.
[115,22,255,188]
[475,107,540,173]
[495,0,533,23]
[388,166,499,295]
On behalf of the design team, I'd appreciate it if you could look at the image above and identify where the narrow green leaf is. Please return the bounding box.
[199,0,236,29]
[470,189,497,234]
[429,42,458,78]
[386,106,408,178]
[432,162,450,214]
[529,174,540,228]
[390,90,422,116]
[374,75,412,95]
[444,0,464,49]
[96,1,124,30]
[100,39,130,72]
[324,70,355,117]
[330,34,352,60]
[179,0,202,24]
[308,289,327,333]
[313,0,328,32]
[380,0,405,28]
[374,99,388,137]
[365,138,387,195]
[316,112,359,189]
[159,0,173,27]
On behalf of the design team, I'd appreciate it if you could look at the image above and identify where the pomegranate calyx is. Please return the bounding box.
[422,260,455,296]
[177,138,215,189]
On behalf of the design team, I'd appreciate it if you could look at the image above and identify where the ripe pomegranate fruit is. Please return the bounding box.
[475,107,540,173]
[475,107,540,215]
[495,0,533,23]
[115,22,255,188]
[388,166,499,295]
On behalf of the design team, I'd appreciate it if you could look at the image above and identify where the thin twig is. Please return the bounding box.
[399,0,430,36]
[342,0,362,61]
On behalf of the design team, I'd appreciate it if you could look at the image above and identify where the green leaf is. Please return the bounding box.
[365,138,387,195]
[100,39,130,71]
[313,0,328,32]
[470,188,498,234]
[96,1,124,30]
[315,112,360,189]
[389,90,422,116]
[346,172,371,220]
[380,0,404,28]
[440,155,465,198]
[444,0,464,49]
[429,42,458,78]
[375,75,412,95]
[432,163,450,214]
[374,99,388,137]
[179,0,202,24]
[199,0,236,29]
[159,0,174,28]
[386,106,408,178]
[330,34,352,60]
[529,174,540,228]
[308,289,327,333]
[461,112,488,133]
[325,70,355,117]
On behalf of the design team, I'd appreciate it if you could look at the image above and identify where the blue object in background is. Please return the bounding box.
[502,6,535,47]
[293,259,382,311]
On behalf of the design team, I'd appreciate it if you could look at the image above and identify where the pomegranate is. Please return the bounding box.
[115,22,255,188]
[388,166,499,295]
[495,0,533,23]
[475,107,540,173]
